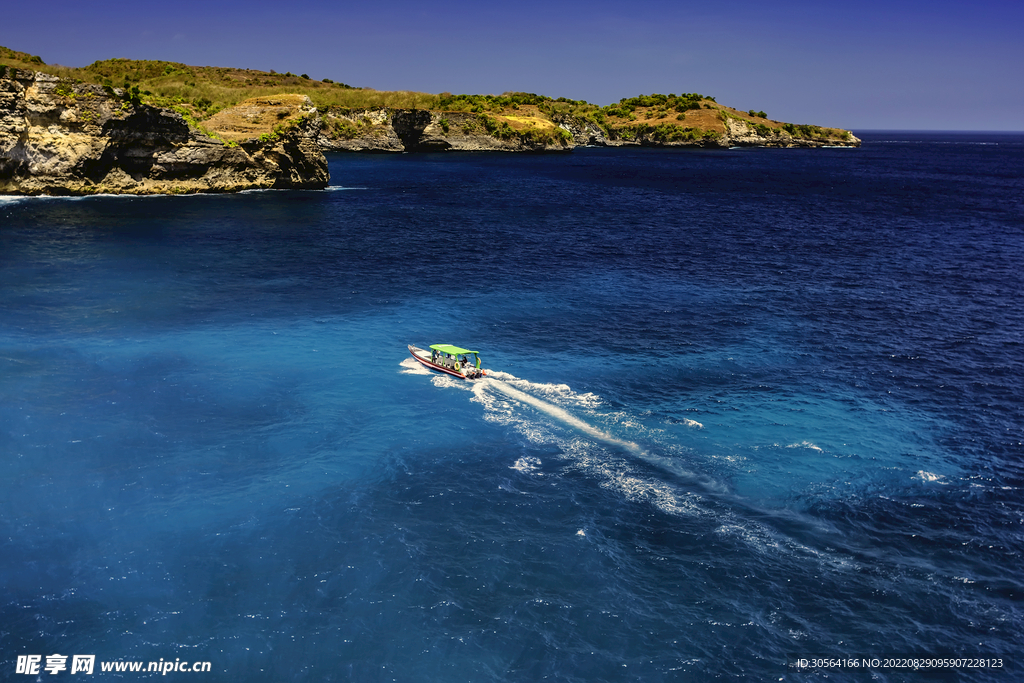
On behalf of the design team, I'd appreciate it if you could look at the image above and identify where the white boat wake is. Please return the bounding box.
[474,374,710,486]
[402,357,721,508]
[478,377,646,457]
[401,357,844,565]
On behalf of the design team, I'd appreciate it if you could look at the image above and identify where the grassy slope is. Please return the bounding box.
[1,45,851,143]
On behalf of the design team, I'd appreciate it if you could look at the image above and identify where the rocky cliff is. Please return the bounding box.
[0,70,328,195]
[319,107,572,153]
[554,114,860,149]
[1,65,859,196]
[316,107,859,152]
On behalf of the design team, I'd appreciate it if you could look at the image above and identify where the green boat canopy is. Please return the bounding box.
[429,344,478,355]
[424,344,483,370]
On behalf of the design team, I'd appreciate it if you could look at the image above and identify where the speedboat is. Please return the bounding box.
[408,344,487,379]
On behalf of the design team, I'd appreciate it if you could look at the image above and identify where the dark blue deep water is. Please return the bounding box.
[1,132,1022,681]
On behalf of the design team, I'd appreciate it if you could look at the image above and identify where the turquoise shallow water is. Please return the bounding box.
[1,133,1022,681]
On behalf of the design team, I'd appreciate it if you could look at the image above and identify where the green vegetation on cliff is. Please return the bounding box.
[1,44,855,147]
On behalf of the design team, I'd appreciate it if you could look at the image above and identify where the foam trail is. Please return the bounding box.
[480,378,642,452]
[481,378,706,483]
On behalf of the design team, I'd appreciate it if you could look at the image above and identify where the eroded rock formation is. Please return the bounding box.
[320,107,573,153]
[316,108,859,153]
[0,70,328,195]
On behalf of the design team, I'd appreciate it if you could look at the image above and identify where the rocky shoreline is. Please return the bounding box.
[318,108,577,153]
[318,107,859,153]
[0,70,328,196]
[1,69,859,195]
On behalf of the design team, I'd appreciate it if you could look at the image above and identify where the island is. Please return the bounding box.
[1,46,860,196]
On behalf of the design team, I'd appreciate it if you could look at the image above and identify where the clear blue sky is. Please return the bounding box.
[3,0,1021,130]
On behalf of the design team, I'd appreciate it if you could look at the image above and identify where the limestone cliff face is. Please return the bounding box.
[316,107,859,153]
[319,107,405,152]
[590,117,860,149]
[320,107,572,153]
[395,110,571,152]
[0,70,328,195]
[719,119,860,148]
[555,116,609,146]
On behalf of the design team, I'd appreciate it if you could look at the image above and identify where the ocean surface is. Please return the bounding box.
[1,132,1022,681]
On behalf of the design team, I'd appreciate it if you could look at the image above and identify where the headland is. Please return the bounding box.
[1,46,860,196]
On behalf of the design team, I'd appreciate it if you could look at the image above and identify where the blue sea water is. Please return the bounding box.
[1,131,1022,681]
